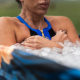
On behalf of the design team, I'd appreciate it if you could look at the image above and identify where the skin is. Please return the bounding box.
[0,0,79,49]
[0,0,80,66]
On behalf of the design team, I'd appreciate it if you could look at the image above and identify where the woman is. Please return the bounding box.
[0,0,79,49]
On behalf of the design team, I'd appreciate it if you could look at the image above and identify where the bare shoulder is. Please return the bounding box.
[45,16,74,31]
[0,17,18,45]
[0,17,18,37]
[0,17,17,26]
[0,17,21,32]
[0,17,10,30]
[45,16,72,24]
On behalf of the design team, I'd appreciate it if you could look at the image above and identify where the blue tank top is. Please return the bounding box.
[17,16,56,40]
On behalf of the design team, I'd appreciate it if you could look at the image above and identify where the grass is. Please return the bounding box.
[0,3,20,17]
[47,2,80,34]
[0,2,80,33]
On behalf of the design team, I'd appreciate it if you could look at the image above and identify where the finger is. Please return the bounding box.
[22,43,38,48]
[63,30,67,34]
[62,34,68,42]
[57,30,67,34]
[27,36,35,39]
[63,34,67,38]
[21,38,35,44]
[57,30,64,35]
[27,37,40,43]
[60,30,67,34]
[60,31,67,38]
[27,35,40,40]
[21,39,33,44]
[23,36,36,42]
[23,43,41,49]
[26,39,37,43]
[22,43,33,47]
[23,36,42,44]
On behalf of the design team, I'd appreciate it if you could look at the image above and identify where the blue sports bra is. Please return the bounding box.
[17,16,56,40]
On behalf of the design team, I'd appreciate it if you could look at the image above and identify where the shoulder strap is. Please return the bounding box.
[17,16,42,36]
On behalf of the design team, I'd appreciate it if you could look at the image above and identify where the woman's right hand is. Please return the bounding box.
[51,30,68,43]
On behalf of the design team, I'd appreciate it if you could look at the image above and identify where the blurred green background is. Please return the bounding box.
[0,0,80,33]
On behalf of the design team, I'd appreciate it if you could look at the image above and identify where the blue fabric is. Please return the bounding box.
[17,16,52,40]
[0,49,80,80]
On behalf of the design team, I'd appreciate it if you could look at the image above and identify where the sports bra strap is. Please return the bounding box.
[17,16,53,40]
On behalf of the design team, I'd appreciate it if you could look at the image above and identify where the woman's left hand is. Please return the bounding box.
[21,36,55,49]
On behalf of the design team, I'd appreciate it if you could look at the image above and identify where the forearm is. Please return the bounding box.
[47,41,63,48]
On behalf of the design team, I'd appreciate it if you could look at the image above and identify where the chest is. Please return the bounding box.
[15,16,67,42]
[15,24,56,43]
[29,28,56,40]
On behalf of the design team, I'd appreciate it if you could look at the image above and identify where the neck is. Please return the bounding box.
[19,8,45,29]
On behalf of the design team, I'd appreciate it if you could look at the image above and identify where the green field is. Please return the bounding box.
[0,2,80,34]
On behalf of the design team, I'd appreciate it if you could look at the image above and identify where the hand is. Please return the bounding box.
[0,46,13,67]
[51,30,68,43]
[21,36,62,49]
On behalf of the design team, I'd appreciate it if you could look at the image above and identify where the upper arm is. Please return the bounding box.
[46,16,79,42]
[61,17,80,42]
[0,17,16,46]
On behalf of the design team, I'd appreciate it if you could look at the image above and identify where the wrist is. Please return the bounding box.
[49,41,63,48]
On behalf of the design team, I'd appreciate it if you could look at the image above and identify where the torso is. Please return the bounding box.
[16,16,56,40]
[0,16,70,44]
